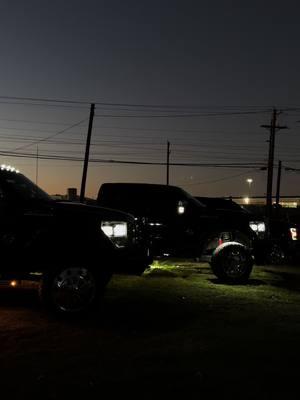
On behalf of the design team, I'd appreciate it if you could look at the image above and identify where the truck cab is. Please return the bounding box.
[97,183,255,282]
[0,167,149,314]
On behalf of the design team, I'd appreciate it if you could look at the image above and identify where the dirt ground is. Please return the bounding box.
[0,261,299,399]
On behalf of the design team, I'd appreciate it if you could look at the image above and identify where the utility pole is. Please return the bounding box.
[275,160,282,206]
[36,145,39,186]
[80,103,95,203]
[261,109,287,218]
[166,141,170,185]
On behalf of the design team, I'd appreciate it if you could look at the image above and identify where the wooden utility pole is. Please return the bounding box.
[275,160,282,206]
[36,145,39,186]
[261,109,287,218]
[166,141,170,185]
[80,103,95,202]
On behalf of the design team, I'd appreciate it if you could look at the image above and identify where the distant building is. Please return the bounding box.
[234,196,300,208]
[51,188,95,204]
[51,194,65,201]
[67,187,78,201]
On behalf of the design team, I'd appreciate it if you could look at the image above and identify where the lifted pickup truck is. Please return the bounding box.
[0,166,150,314]
[243,204,299,265]
[97,183,256,283]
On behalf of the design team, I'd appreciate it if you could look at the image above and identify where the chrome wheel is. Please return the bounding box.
[51,267,97,313]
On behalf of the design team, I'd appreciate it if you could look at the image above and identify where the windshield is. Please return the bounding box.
[196,196,248,212]
[178,188,207,208]
[0,171,52,202]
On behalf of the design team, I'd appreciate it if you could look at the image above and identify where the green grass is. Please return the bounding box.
[0,259,299,399]
[104,260,300,398]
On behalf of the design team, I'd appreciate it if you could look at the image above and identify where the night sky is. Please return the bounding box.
[0,0,299,199]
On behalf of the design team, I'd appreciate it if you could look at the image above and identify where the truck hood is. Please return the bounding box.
[52,201,134,222]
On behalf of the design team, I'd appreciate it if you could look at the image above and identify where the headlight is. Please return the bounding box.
[249,221,266,233]
[290,227,298,241]
[101,221,127,238]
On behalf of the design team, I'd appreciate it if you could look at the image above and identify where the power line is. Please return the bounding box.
[285,166,300,172]
[95,110,271,119]
[0,122,273,137]
[0,124,265,138]
[0,149,266,167]
[0,118,75,126]
[12,146,266,162]
[0,100,88,109]
[13,118,89,151]
[1,96,300,117]
[0,126,72,134]
[91,124,270,135]
[0,95,91,105]
[0,95,283,110]
[180,170,258,186]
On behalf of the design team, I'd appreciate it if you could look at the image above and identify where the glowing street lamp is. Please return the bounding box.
[243,197,250,205]
[246,178,253,196]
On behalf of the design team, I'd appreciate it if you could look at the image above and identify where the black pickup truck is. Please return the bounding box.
[0,166,150,314]
[97,183,256,283]
[243,203,299,264]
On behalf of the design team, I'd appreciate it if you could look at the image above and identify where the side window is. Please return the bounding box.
[148,190,179,218]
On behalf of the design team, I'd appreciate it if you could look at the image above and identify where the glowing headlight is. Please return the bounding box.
[257,222,266,232]
[101,221,127,238]
[249,222,257,232]
[249,221,266,233]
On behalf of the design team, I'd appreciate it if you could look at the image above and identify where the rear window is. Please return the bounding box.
[98,185,173,215]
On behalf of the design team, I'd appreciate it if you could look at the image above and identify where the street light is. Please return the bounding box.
[246,178,253,204]
[246,178,253,194]
[243,197,250,205]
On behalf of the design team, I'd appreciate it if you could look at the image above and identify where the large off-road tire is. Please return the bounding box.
[210,242,253,284]
[265,243,287,265]
[255,241,288,265]
[39,265,112,315]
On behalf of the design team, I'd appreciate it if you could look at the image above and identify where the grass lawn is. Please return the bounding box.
[0,260,299,399]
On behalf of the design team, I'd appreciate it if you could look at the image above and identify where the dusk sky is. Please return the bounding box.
[0,0,299,199]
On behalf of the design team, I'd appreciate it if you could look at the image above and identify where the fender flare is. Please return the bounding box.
[212,241,249,257]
